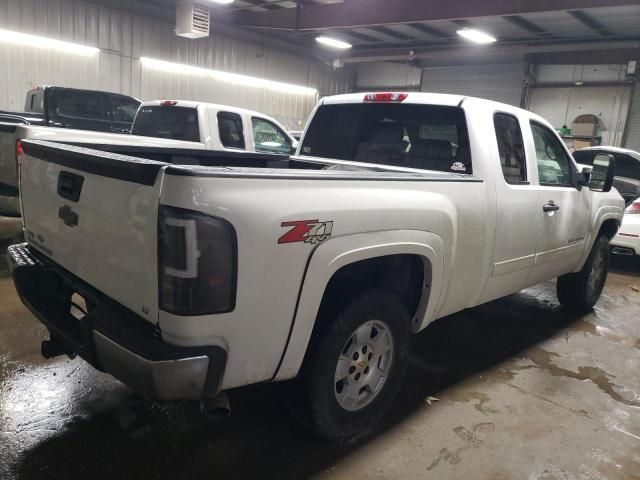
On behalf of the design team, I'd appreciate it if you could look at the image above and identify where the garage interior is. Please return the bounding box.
[1,0,640,478]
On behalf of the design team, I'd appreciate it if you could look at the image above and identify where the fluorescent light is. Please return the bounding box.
[456,28,497,44]
[316,36,352,50]
[140,57,318,96]
[210,0,234,3]
[0,29,99,55]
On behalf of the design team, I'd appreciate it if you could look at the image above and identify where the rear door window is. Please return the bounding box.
[132,106,200,142]
[252,117,292,155]
[56,90,105,119]
[218,112,245,149]
[494,113,527,184]
[108,94,140,123]
[300,103,471,173]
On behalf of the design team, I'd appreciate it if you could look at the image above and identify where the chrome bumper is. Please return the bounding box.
[93,332,211,401]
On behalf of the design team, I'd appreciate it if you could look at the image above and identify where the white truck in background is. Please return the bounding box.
[0,100,296,216]
[8,92,624,442]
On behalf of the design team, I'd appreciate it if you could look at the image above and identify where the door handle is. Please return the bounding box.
[543,201,560,212]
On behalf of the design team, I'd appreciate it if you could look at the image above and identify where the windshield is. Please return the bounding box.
[132,106,200,142]
[300,103,472,174]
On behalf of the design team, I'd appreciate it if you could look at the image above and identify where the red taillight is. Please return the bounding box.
[15,139,23,174]
[364,92,408,103]
[160,100,178,106]
[625,201,640,214]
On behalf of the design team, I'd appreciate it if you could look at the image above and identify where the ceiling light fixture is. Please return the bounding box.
[140,57,318,95]
[0,29,99,55]
[315,36,352,50]
[456,28,497,44]
[209,0,234,4]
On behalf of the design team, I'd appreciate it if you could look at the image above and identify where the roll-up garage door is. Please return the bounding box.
[421,63,525,107]
[624,84,640,152]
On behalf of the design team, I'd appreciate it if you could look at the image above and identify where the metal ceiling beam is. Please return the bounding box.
[370,26,414,41]
[502,15,553,37]
[342,30,381,43]
[527,47,640,64]
[567,10,614,36]
[224,0,640,30]
[340,39,640,63]
[405,23,450,38]
[450,19,474,28]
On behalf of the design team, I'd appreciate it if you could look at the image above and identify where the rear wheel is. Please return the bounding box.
[297,289,411,441]
[557,235,609,312]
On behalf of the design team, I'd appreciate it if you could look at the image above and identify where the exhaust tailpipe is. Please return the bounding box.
[201,391,231,418]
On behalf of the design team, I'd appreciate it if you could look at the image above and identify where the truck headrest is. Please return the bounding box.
[367,121,405,144]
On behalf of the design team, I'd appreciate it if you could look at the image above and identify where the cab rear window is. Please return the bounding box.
[132,106,200,142]
[300,103,472,174]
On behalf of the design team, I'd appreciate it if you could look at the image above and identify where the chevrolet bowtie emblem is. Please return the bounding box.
[58,205,79,227]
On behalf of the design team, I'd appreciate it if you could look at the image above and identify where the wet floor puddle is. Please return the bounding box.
[568,318,640,350]
[515,347,640,408]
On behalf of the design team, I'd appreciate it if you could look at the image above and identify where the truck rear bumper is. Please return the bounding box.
[7,242,227,401]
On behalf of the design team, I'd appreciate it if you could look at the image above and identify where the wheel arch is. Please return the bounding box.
[273,230,445,381]
[597,217,620,240]
[574,208,622,272]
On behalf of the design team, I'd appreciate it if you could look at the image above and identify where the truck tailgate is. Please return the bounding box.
[19,140,166,323]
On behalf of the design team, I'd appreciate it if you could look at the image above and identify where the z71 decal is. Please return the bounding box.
[278,219,334,245]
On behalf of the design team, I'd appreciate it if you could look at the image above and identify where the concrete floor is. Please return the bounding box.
[0,254,639,480]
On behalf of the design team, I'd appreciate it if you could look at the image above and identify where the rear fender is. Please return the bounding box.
[273,230,445,381]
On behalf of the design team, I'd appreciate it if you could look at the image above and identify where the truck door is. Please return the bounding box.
[527,120,590,284]
[480,112,542,303]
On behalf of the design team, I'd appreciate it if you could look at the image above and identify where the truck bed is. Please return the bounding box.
[23,139,481,181]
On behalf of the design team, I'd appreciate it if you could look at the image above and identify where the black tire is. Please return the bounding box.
[557,235,609,312]
[296,289,411,441]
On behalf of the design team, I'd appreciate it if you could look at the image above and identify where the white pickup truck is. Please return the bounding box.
[8,92,624,441]
[0,100,295,215]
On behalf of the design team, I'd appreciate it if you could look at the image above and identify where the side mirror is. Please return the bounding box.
[589,153,615,192]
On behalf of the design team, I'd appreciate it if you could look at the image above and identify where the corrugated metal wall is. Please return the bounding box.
[0,0,353,129]
[355,62,422,90]
[422,64,525,106]
[624,84,640,152]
